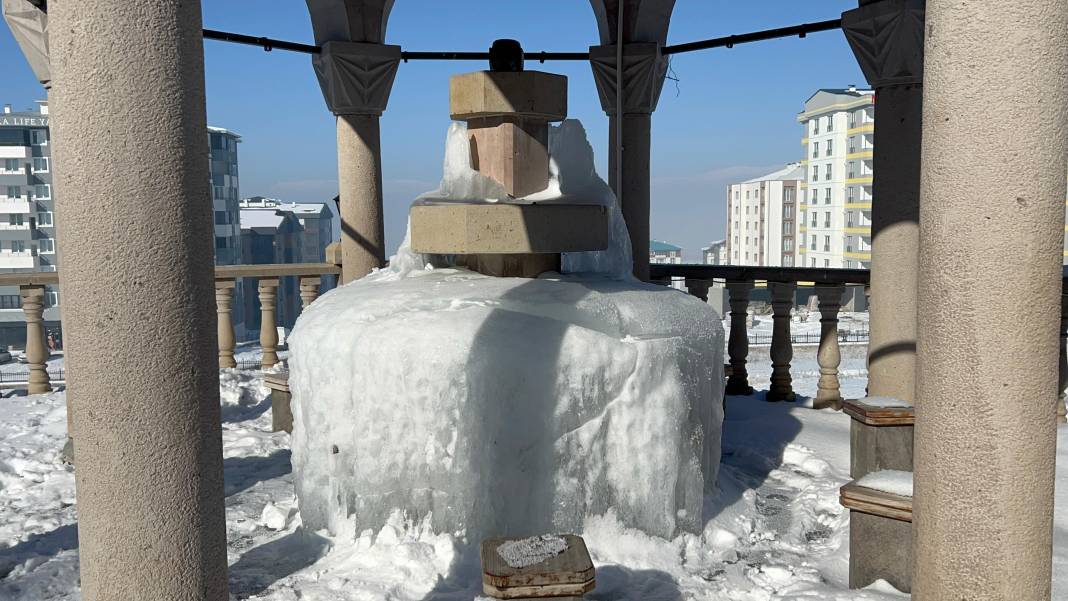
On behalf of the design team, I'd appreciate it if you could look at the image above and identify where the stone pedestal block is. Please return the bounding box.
[449,71,566,197]
[844,399,914,479]
[411,203,608,255]
[849,509,912,592]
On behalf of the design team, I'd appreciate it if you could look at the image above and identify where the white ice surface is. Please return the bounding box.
[856,470,914,498]
[288,271,724,541]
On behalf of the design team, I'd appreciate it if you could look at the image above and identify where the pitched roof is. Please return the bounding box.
[743,163,804,183]
[650,240,682,252]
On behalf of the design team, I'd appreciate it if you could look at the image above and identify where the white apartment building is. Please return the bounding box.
[701,240,727,265]
[798,87,875,269]
[726,163,803,266]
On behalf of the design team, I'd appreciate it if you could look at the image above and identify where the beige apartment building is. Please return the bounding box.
[725,163,803,266]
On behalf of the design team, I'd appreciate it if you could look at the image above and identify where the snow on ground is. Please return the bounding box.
[1,348,1066,600]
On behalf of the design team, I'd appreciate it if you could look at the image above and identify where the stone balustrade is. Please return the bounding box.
[651,264,871,410]
[0,262,341,390]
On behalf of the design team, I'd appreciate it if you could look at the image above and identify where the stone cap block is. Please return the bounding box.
[450,71,567,121]
[410,202,607,255]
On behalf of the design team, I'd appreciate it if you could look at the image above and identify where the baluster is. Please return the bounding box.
[1058,290,1068,425]
[725,280,754,395]
[299,275,321,313]
[215,279,236,369]
[767,281,797,402]
[258,278,280,369]
[814,284,845,410]
[20,284,51,394]
[685,278,709,302]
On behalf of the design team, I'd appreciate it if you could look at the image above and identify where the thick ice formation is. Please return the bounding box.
[288,119,724,541]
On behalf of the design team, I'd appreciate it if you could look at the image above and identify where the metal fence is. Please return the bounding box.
[0,368,65,386]
[742,329,870,346]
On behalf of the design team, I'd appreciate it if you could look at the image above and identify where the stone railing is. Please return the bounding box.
[649,264,871,410]
[0,262,341,392]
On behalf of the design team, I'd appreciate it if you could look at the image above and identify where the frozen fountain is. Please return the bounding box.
[288,53,725,541]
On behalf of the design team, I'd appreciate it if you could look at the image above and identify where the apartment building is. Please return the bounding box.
[649,240,683,264]
[725,163,803,266]
[209,127,242,265]
[797,87,875,269]
[702,240,727,265]
[238,197,335,340]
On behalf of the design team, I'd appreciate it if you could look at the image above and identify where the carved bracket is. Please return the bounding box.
[312,41,401,116]
[589,42,668,115]
[842,0,925,89]
[3,0,50,87]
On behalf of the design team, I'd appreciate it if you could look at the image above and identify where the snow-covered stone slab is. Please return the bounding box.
[288,270,723,540]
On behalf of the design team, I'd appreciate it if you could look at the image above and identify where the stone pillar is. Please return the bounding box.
[306,1,400,284]
[20,284,51,394]
[913,0,1067,598]
[767,282,796,402]
[844,0,925,407]
[590,43,667,281]
[258,278,280,369]
[300,276,321,312]
[47,0,228,598]
[815,284,845,410]
[216,280,237,369]
[725,281,754,395]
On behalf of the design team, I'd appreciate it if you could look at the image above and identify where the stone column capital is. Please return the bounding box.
[842,0,925,89]
[312,41,401,116]
[3,0,50,88]
[589,42,668,115]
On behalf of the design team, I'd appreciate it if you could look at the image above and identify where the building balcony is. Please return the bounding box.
[0,199,33,214]
[0,146,28,160]
[0,251,38,269]
[844,226,872,235]
[847,123,874,135]
[0,222,32,231]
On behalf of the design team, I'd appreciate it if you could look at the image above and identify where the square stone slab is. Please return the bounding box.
[450,71,567,121]
[410,202,608,255]
[481,534,594,599]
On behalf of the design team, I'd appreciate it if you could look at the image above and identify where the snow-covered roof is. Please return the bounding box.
[743,163,804,183]
[240,209,285,230]
[208,125,241,140]
[650,240,682,252]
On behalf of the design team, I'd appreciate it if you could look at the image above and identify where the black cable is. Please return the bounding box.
[201,18,843,60]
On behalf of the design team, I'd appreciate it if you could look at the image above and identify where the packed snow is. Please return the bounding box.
[856,470,914,498]
[496,534,568,569]
[856,397,911,409]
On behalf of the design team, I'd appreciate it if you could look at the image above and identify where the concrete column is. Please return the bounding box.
[300,276,322,312]
[767,282,796,402]
[47,0,228,599]
[815,284,845,410]
[913,0,1068,598]
[1059,290,1068,425]
[258,278,280,369]
[725,281,754,395]
[216,280,236,369]
[337,114,386,282]
[19,284,51,394]
[844,0,925,406]
[590,43,667,281]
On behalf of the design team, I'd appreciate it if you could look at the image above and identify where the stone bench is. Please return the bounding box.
[263,370,292,433]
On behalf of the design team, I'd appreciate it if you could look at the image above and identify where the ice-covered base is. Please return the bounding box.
[289,269,724,540]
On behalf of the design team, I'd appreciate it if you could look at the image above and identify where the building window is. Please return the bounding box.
[849,137,856,153]
[9,214,24,227]
[825,164,832,180]
[813,120,820,136]
[2,159,18,172]
[784,187,793,202]
[813,142,819,158]
[810,236,817,250]
[824,212,831,228]
[31,129,48,145]
[214,211,228,225]
[826,115,834,132]
[823,235,831,252]
[826,139,833,156]
[784,255,794,267]
[784,205,793,218]
[849,111,858,128]
[784,238,793,251]
[824,259,830,268]
[811,257,816,267]
[5,186,20,199]
[811,166,818,182]
[37,212,53,227]
[215,236,227,250]
[734,190,739,200]
[31,157,48,173]
[0,295,21,309]
[33,184,50,199]
[847,211,855,227]
[848,186,856,202]
[38,238,54,253]
[783,220,793,234]
[45,291,58,308]
[11,240,25,252]
[825,188,832,204]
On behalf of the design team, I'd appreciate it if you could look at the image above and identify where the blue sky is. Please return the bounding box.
[1,1,864,260]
